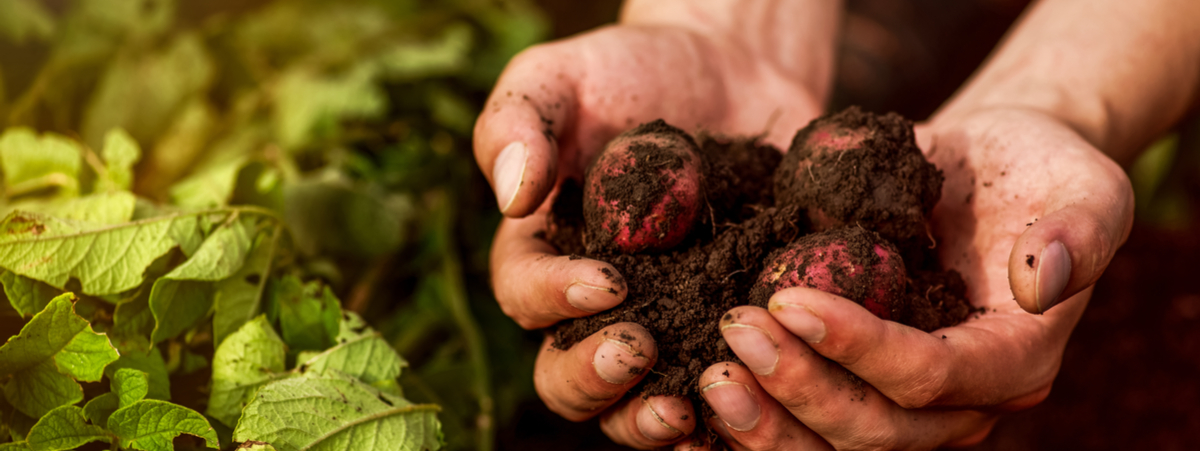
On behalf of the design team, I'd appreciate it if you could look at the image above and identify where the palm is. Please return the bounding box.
[486,25,823,186]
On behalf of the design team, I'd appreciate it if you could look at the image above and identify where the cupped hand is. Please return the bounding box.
[703,107,1134,449]
[477,20,829,449]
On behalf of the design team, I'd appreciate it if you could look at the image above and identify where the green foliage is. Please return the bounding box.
[0,0,550,449]
[0,294,118,418]
[233,372,441,451]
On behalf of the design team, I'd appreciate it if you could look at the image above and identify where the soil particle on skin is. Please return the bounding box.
[542,111,972,446]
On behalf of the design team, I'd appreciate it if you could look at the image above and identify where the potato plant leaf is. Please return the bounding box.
[212,225,279,346]
[97,129,141,192]
[233,371,441,451]
[0,271,60,318]
[25,405,110,451]
[112,368,150,408]
[148,214,255,342]
[81,393,117,430]
[0,294,118,418]
[295,333,406,395]
[103,339,170,401]
[0,128,81,198]
[0,210,199,295]
[270,275,340,352]
[207,316,289,428]
[108,400,219,451]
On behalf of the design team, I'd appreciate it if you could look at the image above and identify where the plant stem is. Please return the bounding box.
[438,195,494,451]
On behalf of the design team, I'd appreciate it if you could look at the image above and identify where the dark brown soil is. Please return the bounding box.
[545,109,972,446]
[775,106,944,252]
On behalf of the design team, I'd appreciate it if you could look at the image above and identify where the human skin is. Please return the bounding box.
[478,0,1200,448]
[475,0,839,448]
[700,0,1200,449]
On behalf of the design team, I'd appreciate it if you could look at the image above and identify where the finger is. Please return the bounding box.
[722,306,994,449]
[491,213,627,329]
[673,433,715,451]
[766,288,1068,410]
[600,395,696,449]
[698,362,832,451]
[1007,166,1134,313]
[533,323,656,421]
[474,44,577,217]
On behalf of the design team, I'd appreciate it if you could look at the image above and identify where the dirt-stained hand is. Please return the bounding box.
[703,107,1133,449]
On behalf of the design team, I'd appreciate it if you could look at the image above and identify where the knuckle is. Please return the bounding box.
[890,358,949,409]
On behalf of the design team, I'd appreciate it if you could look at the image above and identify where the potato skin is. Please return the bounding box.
[773,106,942,246]
[755,226,906,319]
[583,120,704,254]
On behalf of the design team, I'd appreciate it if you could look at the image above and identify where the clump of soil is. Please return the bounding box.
[544,107,972,443]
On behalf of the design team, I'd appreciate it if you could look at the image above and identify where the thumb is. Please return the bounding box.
[1007,182,1134,313]
[473,46,576,218]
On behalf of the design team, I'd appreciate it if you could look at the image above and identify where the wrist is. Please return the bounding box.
[935,79,1113,157]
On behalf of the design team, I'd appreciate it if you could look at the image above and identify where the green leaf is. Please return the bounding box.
[207,316,288,428]
[81,393,117,429]
[0,271,60,318]
[111,295,154,339]
[0,210,200,295]
[0,294,119,417]
[104,340,170,401]
[213,225,280,346]
[0,442,29,450]
[3,361,83,420]
[271,275,340,352]
[37,191,137,226]
[169,155,250,210]
[272,64,385,151]
[0,128,81,198]
[0,388,37,441]
[295,333,406,393]
[25,406,110,451]
[283,178,411,256]
[373,24,471,81]
[82,33,214,150]
[0,0,55,44]
[109,400,219,451]
[237,441,277,450]
[112,368,149,408]
[233,372,441,451]
[150,215,255,343]
[97,128,141,192]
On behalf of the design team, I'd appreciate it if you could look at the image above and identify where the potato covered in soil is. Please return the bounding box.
[752,226,907,320]
[546,111,973,449]
[773,106,943,245]
[583,120,705,254]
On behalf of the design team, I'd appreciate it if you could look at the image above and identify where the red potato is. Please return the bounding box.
[773,107,942,245]
[583,120,704,254]
[756,226,906,319]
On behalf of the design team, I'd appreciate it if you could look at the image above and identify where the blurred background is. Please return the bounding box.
[0,0,1196,449]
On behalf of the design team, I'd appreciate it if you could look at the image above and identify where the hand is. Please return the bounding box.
[476,17,830,449]
[701,107,1134,449]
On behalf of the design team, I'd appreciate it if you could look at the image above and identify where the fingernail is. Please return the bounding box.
[1035,241,1072,313]
[702,381,760,432]
[593,338,648,384]
[721,325,778,376]
[636,399,682,441]
[565,282,620,313]
[770,303,826,343]
[494,141,527,213]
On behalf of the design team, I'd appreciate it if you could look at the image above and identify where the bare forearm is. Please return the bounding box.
[937,0,1200,164]
[620,0,843,103]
